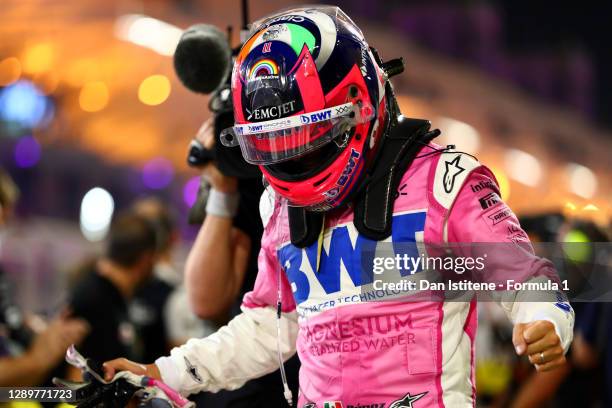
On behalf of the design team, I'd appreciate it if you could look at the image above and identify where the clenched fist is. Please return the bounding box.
[513,320,566,372]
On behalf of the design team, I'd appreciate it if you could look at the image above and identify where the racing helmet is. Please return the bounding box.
[221,6,389,211]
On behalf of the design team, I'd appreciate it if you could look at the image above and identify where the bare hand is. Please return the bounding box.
[195,119,237,193]
[513,320,566,372]
[30,314,89,368]
[103,358,161,382]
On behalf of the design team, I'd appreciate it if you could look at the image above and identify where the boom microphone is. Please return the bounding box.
[173,24,232,94]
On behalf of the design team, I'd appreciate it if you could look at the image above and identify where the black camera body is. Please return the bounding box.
[175,23,261,180]
[186,86,261,179]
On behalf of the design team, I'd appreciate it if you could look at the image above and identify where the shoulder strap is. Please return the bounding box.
[352,117,436,240]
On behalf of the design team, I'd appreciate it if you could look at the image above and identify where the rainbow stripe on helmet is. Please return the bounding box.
[248,59,279,79]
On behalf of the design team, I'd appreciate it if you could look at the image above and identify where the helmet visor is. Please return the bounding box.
[221,102,374,164]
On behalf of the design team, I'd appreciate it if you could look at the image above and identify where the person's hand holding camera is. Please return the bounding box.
[195,119,237,194]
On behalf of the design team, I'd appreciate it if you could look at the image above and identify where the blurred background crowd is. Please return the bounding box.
[0,1,610,407]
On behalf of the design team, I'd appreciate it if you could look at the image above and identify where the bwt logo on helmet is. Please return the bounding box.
[323,149,361,202]
[300,109,332,124]
[338,149,361,186]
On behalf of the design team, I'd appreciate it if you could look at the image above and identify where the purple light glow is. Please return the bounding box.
[183,176,200,207]
[142,157,174,190]
[14,136,41,168]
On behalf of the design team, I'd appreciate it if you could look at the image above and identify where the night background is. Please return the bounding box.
[0,1,610,407]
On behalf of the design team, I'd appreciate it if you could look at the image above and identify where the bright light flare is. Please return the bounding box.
[80,187,115,242]
[436,117,481,154]
[23,43,54,74]
[504,149,542,187]
[0,80,51,128]
[138,75,171,106]
[566,163,597,199]
[115,14,183,56]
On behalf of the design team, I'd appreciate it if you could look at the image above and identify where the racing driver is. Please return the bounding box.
[104,6,575,407]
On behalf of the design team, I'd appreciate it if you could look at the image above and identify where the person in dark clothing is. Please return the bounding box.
[573,302,612,406]
[66,211,157,380]
[181,119,299,407]
[0,167,89,387]
[130,197,181,362]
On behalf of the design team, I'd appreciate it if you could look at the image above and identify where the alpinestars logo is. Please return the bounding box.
[184,356,203,383]
[388,391,428,408]
[443,156,465,193]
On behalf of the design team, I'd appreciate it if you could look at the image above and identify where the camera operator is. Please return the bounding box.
[183,117,299,407]
[101,20,298,405]
[185,118,254,319]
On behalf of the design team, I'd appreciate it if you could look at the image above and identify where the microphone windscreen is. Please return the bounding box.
[173,24,232,94]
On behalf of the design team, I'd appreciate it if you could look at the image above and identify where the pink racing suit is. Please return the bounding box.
[155,146,574,408]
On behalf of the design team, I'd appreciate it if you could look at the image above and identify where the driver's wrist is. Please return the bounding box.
[206,188,239,218]
[145,363,162,380]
